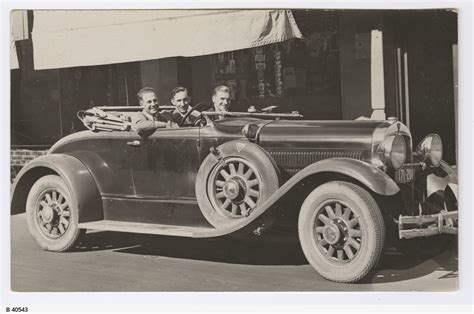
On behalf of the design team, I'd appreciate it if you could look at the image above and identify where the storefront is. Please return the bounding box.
[12,9,304,145]
[201,10,342,119]
[10,9,458,168]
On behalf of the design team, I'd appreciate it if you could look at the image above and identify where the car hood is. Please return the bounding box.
[258,119,390,151]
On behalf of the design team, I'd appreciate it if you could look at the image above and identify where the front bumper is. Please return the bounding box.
[398,210,458,239]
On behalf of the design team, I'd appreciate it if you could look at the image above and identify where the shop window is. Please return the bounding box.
[210,10,342,119]
[110,62,142,106]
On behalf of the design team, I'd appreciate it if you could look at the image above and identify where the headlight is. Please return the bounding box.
[379,135,406,169]
[416,134,443,167]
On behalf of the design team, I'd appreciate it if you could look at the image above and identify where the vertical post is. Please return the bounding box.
[370,30,386,120]
[452,44,458,165]
[124,70,129,106]
[57,69,63,137]
[396,48,404,122]
[403,52,410,129]
[394,51,400,120]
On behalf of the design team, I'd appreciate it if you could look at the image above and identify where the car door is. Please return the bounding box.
[128,126,206,226]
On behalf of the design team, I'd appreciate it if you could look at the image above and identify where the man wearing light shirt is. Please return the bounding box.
[131,87,177,136]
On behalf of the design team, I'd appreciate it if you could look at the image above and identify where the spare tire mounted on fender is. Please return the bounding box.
[196,140,280,229]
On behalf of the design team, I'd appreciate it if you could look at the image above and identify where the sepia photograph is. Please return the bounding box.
[4,2,472,312]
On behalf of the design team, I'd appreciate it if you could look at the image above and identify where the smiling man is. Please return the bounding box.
[131,87,176,136]
[212,85,231,113]
[170,87,200,126]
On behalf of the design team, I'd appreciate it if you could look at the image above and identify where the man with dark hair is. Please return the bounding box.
[170,87,200,126]
[131,87,176,136]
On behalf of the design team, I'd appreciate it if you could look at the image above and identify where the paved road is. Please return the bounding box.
[10,214,457,292]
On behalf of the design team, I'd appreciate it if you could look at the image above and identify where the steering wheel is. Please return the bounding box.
[192,116,207,127]
[179,101,207,127]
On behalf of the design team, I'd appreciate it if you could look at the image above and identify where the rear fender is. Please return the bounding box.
[11,154,103,222]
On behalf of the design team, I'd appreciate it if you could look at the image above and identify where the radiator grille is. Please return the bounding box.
[269,150,363,176]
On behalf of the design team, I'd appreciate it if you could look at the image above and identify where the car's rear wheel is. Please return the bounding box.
[298,181,385,283]
[26,175,84,252]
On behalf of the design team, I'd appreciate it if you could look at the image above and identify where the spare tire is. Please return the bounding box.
[196,140,280,229]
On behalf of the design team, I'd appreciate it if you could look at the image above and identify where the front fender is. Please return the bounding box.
[293,158,400,196]
[426,161,458,199]
[11,154,103,222]
[417,160,458,215]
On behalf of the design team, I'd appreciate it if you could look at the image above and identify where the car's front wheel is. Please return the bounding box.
[26,175,84,252]
[298,181,385,283]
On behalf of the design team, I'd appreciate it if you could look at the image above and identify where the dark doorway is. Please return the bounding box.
[392,10,457,165]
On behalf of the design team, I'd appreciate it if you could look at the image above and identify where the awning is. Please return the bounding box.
[11,40,19,69]
[10,10,29,70]
[32,9,302,70]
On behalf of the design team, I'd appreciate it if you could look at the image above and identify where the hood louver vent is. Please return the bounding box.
[269,150,363,176]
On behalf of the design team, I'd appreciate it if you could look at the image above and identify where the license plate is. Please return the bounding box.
[395,167,414,183]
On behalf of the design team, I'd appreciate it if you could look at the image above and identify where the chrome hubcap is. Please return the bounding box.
[209,158,261,218]
[36,189,71,239]
[40,205,54,223]
[323,222,341,245]
[223,180,241,201]
[313,201,362,263]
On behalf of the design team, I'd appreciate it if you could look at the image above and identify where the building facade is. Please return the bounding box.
[10,9,458,171]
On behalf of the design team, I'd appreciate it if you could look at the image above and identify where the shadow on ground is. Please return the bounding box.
[73,229,308,266]
[72,228,458,284]
[364,239,458,284]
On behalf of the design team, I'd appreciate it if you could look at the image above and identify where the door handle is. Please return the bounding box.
[127,140,141,147]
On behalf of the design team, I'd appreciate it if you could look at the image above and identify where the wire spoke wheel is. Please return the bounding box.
[208,157,262,219]
[313,201,362,263]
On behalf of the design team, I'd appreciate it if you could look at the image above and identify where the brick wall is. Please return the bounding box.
[11,148,48,182]
[11,149,48,167]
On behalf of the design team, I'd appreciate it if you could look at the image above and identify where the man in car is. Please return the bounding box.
[170,86,201,126]
[211,85,231,112]
[131,87,177,136]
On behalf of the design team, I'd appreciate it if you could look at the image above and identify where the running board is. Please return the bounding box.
[78,220,218,238]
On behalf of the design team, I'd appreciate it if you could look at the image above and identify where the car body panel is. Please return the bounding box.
[129,127,201,199]
[49,130,135,197]
[100,197,211,228]
[12,113,457,240]
[11,154,103,223]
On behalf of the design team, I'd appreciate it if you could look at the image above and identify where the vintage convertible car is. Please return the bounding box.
[10,105,458,283]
